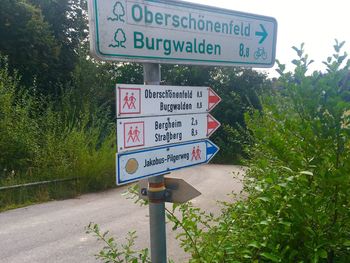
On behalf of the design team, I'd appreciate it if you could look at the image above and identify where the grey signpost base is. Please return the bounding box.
[143,63,167,263]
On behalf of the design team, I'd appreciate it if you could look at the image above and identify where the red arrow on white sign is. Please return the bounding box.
[208,88,221,111]
[207,114,221,137]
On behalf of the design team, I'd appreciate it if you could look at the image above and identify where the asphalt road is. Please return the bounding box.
[0,164,244,263]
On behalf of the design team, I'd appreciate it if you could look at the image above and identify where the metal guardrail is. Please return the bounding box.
[0,177,79,191]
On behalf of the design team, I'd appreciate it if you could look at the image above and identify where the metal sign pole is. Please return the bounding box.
[143,63,167,263]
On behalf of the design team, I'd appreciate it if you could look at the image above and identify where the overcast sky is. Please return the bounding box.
[190,0,350,77]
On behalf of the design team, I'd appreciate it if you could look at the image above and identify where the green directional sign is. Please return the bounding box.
[88,0,277,67]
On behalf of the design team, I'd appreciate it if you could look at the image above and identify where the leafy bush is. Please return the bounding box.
[86,223,151,263]
[0,55,38,173]
[167,41,350,262]
[0,54,116,209]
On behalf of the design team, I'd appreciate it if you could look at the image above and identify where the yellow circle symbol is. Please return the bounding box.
[125,158,138,174]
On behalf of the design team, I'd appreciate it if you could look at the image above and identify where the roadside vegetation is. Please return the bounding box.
[0,55,116,210]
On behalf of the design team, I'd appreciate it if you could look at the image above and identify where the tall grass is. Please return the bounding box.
[0,55,116,210]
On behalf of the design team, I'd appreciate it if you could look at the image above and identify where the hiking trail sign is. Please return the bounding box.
[117,113,220,152]
[88,0,277,67]
[115,83,222,184]
[116,139,219,184]
[116,84,221,117]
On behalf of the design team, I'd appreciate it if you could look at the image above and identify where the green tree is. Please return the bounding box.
[28,0,89,94]
[0,0,89,96]
[0,0,60,94]
[162,65,270,163]
[210,67,269,163]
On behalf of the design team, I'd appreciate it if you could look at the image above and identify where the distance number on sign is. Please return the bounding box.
[239,43,250,58]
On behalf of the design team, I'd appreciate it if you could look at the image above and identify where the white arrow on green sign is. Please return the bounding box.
[88,0,277,67]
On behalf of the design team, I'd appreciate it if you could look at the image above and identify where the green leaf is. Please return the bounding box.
[300,171,313,176]
[276,69,284,76]
[318,249,327,259]
[257,197,271,202]
[344,240,350,246]
[248,241,260,249]
[260,252,280,262]
[259,220,269,225]
[292,46,303,57]
[292,59,299,66]
[280,166,293,173]
[278,221,291,227]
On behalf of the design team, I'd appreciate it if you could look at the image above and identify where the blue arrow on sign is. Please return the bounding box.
[255,24,268,44]
[116,139,219,185]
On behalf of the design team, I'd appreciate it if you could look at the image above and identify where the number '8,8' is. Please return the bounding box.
[239,43,249,58]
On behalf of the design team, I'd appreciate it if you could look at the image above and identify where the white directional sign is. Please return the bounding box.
[88,0,277,67]
[116,84,221,117]
[117,113,220,152]
[116,139,219,184]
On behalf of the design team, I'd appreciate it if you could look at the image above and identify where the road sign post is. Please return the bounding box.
[143,63,167,263]
[87,0,278,262]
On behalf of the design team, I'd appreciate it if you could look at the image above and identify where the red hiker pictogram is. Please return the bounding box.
[129,93,136,109]
[191,146,196,161]
[123,121,144,149]
[195,146,202,160]
[119,87,141,114]
[191,146,202,161]
[133,126,140,142]
[123,92,130,109]
[127,126,134,142]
